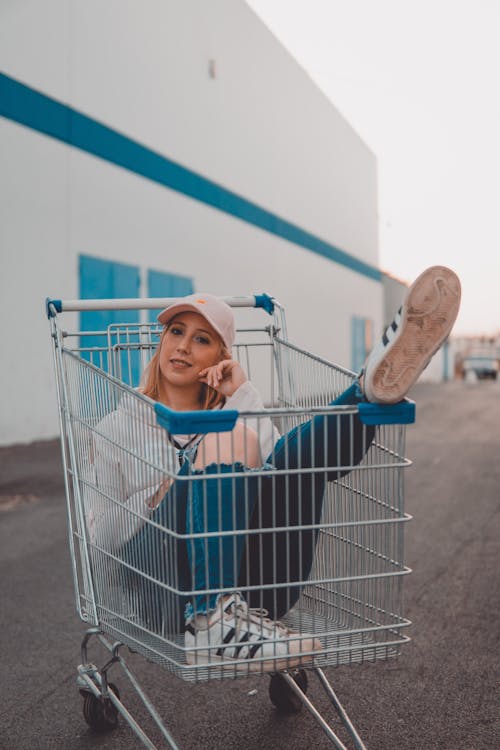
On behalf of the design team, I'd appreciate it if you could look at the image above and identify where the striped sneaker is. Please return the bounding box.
[362,265,461,404]
[185,593,321,672]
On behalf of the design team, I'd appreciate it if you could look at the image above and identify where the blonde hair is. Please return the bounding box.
[140,321,231,410]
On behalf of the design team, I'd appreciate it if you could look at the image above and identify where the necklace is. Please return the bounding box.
[167,433,201,466]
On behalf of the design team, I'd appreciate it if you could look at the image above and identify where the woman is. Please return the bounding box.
[91,265,461,672]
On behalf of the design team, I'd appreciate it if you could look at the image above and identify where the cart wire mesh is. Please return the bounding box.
[50,309,412,684]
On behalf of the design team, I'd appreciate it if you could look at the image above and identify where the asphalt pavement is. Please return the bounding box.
[0,381,498,750]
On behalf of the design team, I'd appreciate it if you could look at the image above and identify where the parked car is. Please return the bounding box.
[462,356,499,380]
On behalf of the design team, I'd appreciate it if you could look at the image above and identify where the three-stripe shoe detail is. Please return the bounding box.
[382,306,402,346]
[216,626,267,660]
[184,592,322,672]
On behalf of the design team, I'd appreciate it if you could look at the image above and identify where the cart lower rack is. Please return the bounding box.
[47,294,414,749]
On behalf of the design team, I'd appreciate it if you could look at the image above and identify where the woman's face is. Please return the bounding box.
[158,311,223,389]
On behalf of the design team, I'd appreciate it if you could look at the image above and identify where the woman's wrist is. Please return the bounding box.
[147,477,173,508]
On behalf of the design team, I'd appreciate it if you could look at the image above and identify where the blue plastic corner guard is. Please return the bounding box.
[154,402,239,435]
[254,293,275,315]
[46,297,63,318]
[357,400,416,425]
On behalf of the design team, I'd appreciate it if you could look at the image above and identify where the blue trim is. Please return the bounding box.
[154,402,239,435]
[45,297,62,317]
[254,293,275,315]
[0,72,381,282]
[358,400,415,425]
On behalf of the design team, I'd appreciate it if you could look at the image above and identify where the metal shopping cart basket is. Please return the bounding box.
[46,293,415,750]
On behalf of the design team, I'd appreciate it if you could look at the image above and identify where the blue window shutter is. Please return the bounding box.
[79,254,140,382]
[147,269,194,322]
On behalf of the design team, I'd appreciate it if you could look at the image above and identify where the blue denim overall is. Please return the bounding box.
[122,381,374,631]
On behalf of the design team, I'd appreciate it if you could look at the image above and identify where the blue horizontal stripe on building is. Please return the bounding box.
[0,72,381,282]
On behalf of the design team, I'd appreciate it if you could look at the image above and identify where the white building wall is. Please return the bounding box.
[0,0,381,446]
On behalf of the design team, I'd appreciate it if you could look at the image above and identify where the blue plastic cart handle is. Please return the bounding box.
[253,293,275,314]
[46,298,63,317]
[358,400,415,425]
[154,399,415,436]
[154,402,239,435]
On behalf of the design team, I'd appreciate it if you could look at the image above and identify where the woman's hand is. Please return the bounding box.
[148,477,173,509]
[198,359,247,398]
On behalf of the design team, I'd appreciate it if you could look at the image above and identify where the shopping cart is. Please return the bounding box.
[46,293,415,750]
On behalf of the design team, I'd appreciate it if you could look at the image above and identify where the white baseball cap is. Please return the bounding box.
[157,293,236,351]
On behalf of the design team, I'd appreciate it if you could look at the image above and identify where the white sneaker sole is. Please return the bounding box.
[364,266,461,404]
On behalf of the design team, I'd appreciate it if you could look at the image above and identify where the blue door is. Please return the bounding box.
[79,255,141,383]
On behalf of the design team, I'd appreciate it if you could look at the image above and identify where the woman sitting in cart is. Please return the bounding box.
[91,265,460,672]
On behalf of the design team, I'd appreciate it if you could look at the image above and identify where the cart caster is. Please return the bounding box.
[269,669,308,714]
[80,682,120,732]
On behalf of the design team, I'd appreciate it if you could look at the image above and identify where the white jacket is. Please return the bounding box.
[84,381,280,548]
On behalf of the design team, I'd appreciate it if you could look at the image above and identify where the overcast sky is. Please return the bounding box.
[247,0,500,336]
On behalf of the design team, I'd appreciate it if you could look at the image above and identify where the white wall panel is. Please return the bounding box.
[67,145,381,360]
[0,0,70,100]
[0,0,381,445]
[1,0,378,260]
[0,119,76,443]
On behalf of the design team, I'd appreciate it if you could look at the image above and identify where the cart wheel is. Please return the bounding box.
[81,682,120,732]
[269,669,308,714]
